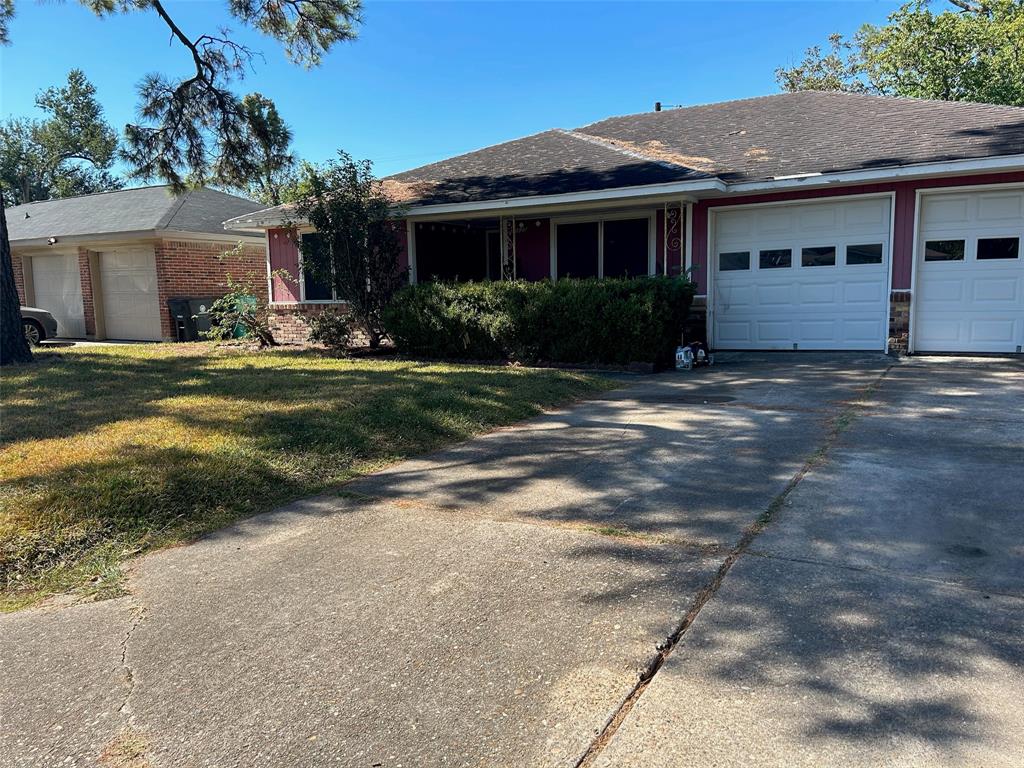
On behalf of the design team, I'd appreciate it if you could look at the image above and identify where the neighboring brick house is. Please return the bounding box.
[228,92,1024,354]
[8,186,266,341]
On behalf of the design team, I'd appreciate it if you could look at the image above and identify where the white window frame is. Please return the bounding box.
[550,211,657,280]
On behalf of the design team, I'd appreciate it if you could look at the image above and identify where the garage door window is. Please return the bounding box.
[924,239,965,262]
[977,237,1019,260]
[719,251,750,271]
[801,246,836,267]
[759,248,791,269]
[846,243,883,265]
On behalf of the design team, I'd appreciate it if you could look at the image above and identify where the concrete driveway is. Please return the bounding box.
[2,354,1021,767]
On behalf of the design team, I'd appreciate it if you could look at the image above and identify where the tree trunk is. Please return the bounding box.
[0,191,33,365]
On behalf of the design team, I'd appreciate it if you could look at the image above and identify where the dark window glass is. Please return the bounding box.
[846,243,883,265]
[977,237,1019,260]
[719,251,750,271]
[603,218,649,278]
[486,230,502,279]
[759,248,792,269]
[801,246,836,267]
[301,233,334,300]
[556,222,599,279]
[924,240,965,261]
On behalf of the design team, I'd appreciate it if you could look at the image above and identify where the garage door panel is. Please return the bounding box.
[977,193,1022,222]
[31,254,85,337]
[99,248,163,341]
[843,199,890,230]
[756,283,794,305]
[713,198,890,351]
[798,282,838,304]
[717,321,752,344]
[972,277,1019,303]
[844,319,885,344]
[799,320,837,341]
[843,280,885,304]
[916,189,1024,353]
[799,206,837,232]
[756,320,793,342]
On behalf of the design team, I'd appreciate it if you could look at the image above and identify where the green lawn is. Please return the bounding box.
[0,343,610,610]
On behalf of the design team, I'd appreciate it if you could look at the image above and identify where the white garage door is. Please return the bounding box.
[30,253,86,337]
[712,197,891,350]
[915,188,1024,353]
[99,247,163,341]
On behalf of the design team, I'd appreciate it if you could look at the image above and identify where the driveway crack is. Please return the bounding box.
[117,602,147,717]
[573,364,894,767]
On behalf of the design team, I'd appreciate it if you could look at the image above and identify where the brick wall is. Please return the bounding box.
[77,247,97,336]
[888,291,912,355]
[269,302,369,346]
[154,239,267,339]
[11,254,25,303]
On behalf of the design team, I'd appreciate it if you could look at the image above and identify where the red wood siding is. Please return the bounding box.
[515,218,550,281]
[268,227,300,302]
[691,171,1024,293]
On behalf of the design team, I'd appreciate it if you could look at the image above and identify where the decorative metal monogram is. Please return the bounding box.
[501,216,516,280]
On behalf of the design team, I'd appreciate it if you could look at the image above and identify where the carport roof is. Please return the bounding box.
[6,185,264,245]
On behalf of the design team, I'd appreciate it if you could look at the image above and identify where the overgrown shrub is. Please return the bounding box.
[204,276,278,347]
[303,310,354,351]
[383,277,695,368]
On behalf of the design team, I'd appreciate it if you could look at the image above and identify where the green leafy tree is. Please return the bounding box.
[233,93,298,206]
[0,0,363,365]
[0,69,121,205]
[777,1,1024,107]
[289,153,407,349]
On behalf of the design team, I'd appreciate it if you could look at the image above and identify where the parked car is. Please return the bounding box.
[21,306,59,346]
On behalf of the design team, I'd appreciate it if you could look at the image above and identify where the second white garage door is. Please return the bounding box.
[914,188,1024,353]
[712,197,891,350]
[99,247,163,341]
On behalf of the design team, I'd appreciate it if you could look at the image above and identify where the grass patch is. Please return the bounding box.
[0,343,611,610]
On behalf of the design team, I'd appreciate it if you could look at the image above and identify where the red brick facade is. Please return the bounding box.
[268,302,364,345]
[12,254,25,304]
[153,239,267,339]
[12,238,265,340]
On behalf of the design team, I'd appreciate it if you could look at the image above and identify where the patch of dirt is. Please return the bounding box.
[100,729,151,768]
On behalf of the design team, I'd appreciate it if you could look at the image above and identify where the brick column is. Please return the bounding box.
[888,290,911,355]
[78,247,98,337]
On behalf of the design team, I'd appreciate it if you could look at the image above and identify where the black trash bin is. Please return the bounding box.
[167,296,220,341]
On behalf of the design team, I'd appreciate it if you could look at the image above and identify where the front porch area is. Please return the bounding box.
[408,204,688,284]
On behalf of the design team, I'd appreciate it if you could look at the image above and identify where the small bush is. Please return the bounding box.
[303,310,354,351]
[204,277,278,347]
[383,277,695,369]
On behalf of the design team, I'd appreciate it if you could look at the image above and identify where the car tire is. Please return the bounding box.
[22,319,44,346]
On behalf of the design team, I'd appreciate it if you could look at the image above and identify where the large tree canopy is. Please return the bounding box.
[0,69,122,205]
[777,0,1024,107]
[234,93,298,206]
[0,0,363,365]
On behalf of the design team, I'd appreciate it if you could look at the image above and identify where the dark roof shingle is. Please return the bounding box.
[6,185,264,243]
[389,92,1024,206]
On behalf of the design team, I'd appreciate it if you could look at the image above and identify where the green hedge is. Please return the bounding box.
[383,277,695,368]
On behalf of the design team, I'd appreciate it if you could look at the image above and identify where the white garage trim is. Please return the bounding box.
[706,192,896,351]
[910,183,1024,353]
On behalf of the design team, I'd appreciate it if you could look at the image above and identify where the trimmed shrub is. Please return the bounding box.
[302,309,355,351]
[383,277,695,368]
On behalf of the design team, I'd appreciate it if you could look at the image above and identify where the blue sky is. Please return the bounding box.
[0,1,900,178]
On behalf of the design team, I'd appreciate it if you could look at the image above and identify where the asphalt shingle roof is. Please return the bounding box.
[6,185,264,243]
[386,91,1024,206]
[225,92,1024,225]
